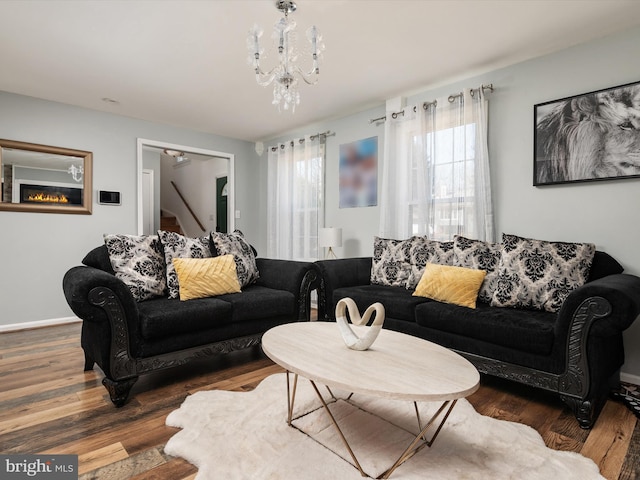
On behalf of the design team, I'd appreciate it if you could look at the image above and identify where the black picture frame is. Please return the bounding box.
[533,80,640,186]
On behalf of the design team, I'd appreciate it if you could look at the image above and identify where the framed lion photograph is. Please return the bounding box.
[533,80,640,186]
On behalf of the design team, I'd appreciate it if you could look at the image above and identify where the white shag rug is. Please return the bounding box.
[165,373,603,479]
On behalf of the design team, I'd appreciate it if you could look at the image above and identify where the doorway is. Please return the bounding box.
[136,139,235,236]
[141,169,154,235]
[216,176,228,233]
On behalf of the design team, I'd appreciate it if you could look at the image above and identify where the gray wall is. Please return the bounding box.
[0,91,258,327]
[263,26,640,377]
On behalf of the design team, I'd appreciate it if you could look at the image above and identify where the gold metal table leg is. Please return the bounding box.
[379,399,458,479]
[283,376,459,479]
[286,371,299,426]
[309,380,367,477]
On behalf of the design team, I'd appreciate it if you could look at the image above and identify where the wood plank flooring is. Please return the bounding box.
[1,322,638,479]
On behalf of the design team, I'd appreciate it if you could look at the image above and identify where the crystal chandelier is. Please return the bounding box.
[68,164,83,182]
[247,0,324,112]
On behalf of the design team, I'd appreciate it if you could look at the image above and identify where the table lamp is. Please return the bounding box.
[319,227,342,259]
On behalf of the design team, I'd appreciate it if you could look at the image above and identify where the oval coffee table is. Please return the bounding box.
[262,322,480,479]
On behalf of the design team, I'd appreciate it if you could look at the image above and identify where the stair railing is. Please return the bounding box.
[170,181,206,232]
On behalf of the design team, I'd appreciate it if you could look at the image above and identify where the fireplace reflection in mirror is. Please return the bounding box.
[20,184,83,205]
[0,139,92,214]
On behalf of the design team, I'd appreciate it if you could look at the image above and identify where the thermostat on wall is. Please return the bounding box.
[99,190,121,205]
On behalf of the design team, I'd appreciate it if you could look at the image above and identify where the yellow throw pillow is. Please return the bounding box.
[413,263,486,309]
[172,255,241,301]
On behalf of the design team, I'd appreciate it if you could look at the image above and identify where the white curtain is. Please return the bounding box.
[267,135,325,261]
[379,88,495,242]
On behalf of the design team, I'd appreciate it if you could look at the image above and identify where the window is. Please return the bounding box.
[418,123,477,241]
[380,89,494,242]
[267,138,325,261]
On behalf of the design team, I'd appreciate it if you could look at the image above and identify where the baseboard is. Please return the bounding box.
[621,372,640,386]
[0,316,81,333]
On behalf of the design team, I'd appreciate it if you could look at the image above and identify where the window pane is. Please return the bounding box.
[410,119,477,239]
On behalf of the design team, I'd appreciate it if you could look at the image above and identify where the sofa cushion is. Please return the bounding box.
[211,230,260,288]
[137,296,233,340]
[173,255,241,301]
[406,237,454,289]
[333,284,431,322]
[158,230,213,299]
[491,233,595,313]
[215,285,295,322]
[413,263,486,309]
[453,235,501,303]
[136,317,287,359]
[414,301,556,356]
[370,236,413,287]
[104,234,167,301]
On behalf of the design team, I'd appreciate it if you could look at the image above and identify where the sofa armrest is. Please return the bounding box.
[315,257,373,321]
[557,274,640,338]
[552,273,640,400]
[63,266,140,380]
[63,266,139,325]
[254,258,313,293]
[255,258,319,321]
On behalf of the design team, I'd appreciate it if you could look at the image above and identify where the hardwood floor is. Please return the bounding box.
[1,322,638,479]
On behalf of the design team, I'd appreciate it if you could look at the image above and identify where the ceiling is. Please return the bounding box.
[1,1,640,142]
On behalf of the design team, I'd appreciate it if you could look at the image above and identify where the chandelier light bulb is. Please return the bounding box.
[247,0,324,112]
[68,164,83,182]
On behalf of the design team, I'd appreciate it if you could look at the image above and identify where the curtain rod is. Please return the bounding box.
[270,130,335,151]
[369,83,494,124]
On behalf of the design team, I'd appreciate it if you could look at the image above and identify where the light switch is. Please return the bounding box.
[235,210,241,219]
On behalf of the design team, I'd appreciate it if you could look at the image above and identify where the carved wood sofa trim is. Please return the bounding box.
[453,296,612,428]
[86,268,318,407]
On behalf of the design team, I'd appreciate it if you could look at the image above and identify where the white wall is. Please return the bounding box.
[0,91,258,328]
[263,26,640,377]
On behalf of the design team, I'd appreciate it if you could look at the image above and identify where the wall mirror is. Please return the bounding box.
[0,139,92,214]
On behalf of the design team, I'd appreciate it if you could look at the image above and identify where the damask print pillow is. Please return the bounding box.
[370,237,415,287]
[211,230,259,288]
[453,235,502,303]
[405,237,454,290]
[490,233,595,313]
[157,230,213,299]
[104,234,167,301]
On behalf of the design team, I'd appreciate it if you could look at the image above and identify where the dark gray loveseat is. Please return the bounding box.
[63,244,318,406]
[315,249,640,429]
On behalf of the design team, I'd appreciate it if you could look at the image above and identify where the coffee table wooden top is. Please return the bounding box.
[262,322,479,402]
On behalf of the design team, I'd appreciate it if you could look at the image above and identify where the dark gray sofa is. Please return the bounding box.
[63,245,319,406]
[315,252,640,429]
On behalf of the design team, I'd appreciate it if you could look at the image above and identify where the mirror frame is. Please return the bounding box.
[0,139,93,214]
